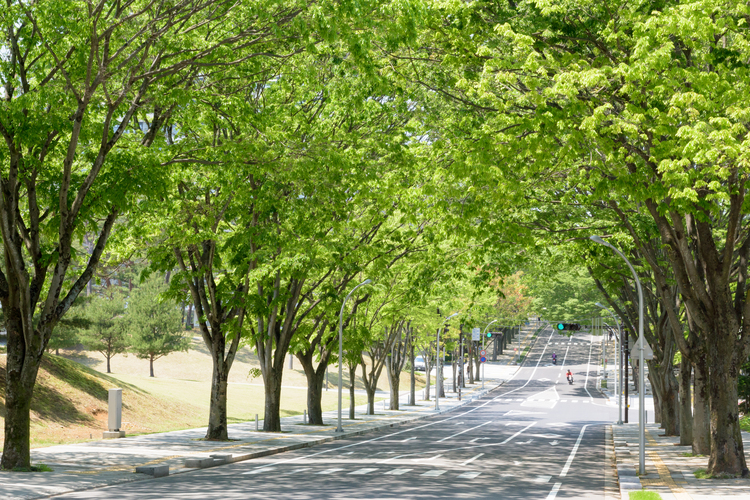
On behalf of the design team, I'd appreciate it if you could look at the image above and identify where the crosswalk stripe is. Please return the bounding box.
[458,472,481,479]
[318,468,344,475]
[243,467,276,475]
[384,469,412,475]
[349,468,378,475]
[421,470,447,477]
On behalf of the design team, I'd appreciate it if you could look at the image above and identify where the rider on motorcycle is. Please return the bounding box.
[552,352,557,364]
[566,369,573,383]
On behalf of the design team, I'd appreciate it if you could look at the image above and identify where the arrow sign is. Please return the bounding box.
[550,440,560,446]
[530,433,563,439]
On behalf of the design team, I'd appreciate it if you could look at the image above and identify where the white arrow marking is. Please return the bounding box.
[401,437,416,442]
[550,440,560,446]
[518,439,534,445]
[530,434,563,439]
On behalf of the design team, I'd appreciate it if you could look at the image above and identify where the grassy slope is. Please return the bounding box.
[0,339,426,448]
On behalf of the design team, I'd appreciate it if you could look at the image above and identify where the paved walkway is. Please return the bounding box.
[0,323,544,500]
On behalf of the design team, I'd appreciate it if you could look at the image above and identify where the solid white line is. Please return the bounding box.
[546,482,562,499]
[437,421,492,442]
[560,335,572,368]
[500,422,536,444]
[559,424,589,477]
[460,453,484,466]
[413,454,442,461]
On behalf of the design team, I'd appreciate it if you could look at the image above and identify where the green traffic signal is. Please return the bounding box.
[486,332,492,338]
[557,323,565,330]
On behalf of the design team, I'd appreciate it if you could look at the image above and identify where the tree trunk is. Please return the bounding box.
[424,356,431,401]
[659,366,680,435]
[263,371,283,431]
[409,342,416,405]
[149,354,155,377]
[1,338,39,469]
[387,361,400,411]
[298,354,326,425]
[679,357,693,447]
[106,354,111,374]
[366,386,376,415]
[206,348,229,440]
[707,338,747,476]
[349,364,356,419]
[693,357,711,455]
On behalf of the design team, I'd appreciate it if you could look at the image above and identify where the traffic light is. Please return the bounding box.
[556,323,581,331]
[486,332,493,338]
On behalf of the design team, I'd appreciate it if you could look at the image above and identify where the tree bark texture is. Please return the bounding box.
[298,352,327,425]
[349,363,357,420]
[679,357,693,447]
[693,357,711,456]
[263,374,283,432]
[409,342,416,405]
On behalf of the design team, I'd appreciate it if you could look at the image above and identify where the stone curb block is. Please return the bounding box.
[135,465,169,478]
[185,457,215,469]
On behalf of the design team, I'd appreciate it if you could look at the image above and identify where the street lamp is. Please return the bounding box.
[436,312,459,411]
[481,320,498,390]
[337,279,372,433]
[596,302,623,425]
[591,235,645,475]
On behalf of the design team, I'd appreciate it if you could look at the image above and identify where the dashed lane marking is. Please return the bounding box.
[458,472,481,479]
[421,470,447,477]
[460,453,484,466]
[318,468,344,474]
[384,469,412,475]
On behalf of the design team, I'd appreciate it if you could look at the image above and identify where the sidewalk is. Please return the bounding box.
[611,423,750,500]
[0,324,545,500]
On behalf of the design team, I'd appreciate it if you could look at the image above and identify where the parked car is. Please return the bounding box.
[413,356,426,371]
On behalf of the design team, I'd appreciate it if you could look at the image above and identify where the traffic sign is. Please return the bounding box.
[471,327,480,341]
[479,349,486,357]
[480,356,487,363]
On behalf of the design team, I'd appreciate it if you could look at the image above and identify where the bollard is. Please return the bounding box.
[255,414,258,431]
[103,388,125,439]
[304,409,307,424]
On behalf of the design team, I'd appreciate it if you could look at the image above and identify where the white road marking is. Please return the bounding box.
[460,453,484,466]
[469,437,491,443]
[413,454,442,461]
[243,328,555,473]
[534,475,552,483]
[504,410,545,416]
[421,470,446,477]
[384,468,412,475]
[560,425,589,477]
[349,468,378,475]
[548,423,570,427]
[243,467,276,475]
[284,467,311,474]
[500,422,536,444]
[437,421,492,442]
[550,440,560,446]
[378,454,407,464]
[514,461,522,466]
[318,468,344,475]
[530,434,563,439]
[401,437,416,442]
[547,482,563,499]
[458,472,481,479]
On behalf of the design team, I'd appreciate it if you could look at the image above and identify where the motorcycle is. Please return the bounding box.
[567,375,574,384]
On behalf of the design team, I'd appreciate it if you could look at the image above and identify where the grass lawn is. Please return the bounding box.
[629,492,662,500]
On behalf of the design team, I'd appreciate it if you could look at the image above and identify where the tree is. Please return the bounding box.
[126,276,188,377]
[0,0,306,470]
[80,294,127,374]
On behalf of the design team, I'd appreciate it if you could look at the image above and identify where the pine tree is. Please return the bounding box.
[81,294,128,373]
[126,276,189,377]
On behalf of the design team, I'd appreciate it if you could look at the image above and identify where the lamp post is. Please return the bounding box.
[337,279,371,433]
[596,302,623,425]
[591,235,645,475]
[482,320,498,390]
[436,312,459,411]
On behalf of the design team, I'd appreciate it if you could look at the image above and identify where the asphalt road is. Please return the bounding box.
[57,326,616,499]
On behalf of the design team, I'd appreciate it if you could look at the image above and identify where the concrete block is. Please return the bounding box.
[103,430,126,439]
[617,464,637,476]
[209,454,233,465]
[185,457,215,469]
[135,465,169,478]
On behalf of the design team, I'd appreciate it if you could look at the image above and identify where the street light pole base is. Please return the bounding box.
[335,427,344,433]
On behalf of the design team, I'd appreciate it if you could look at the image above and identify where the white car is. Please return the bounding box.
[413,356,426,371]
